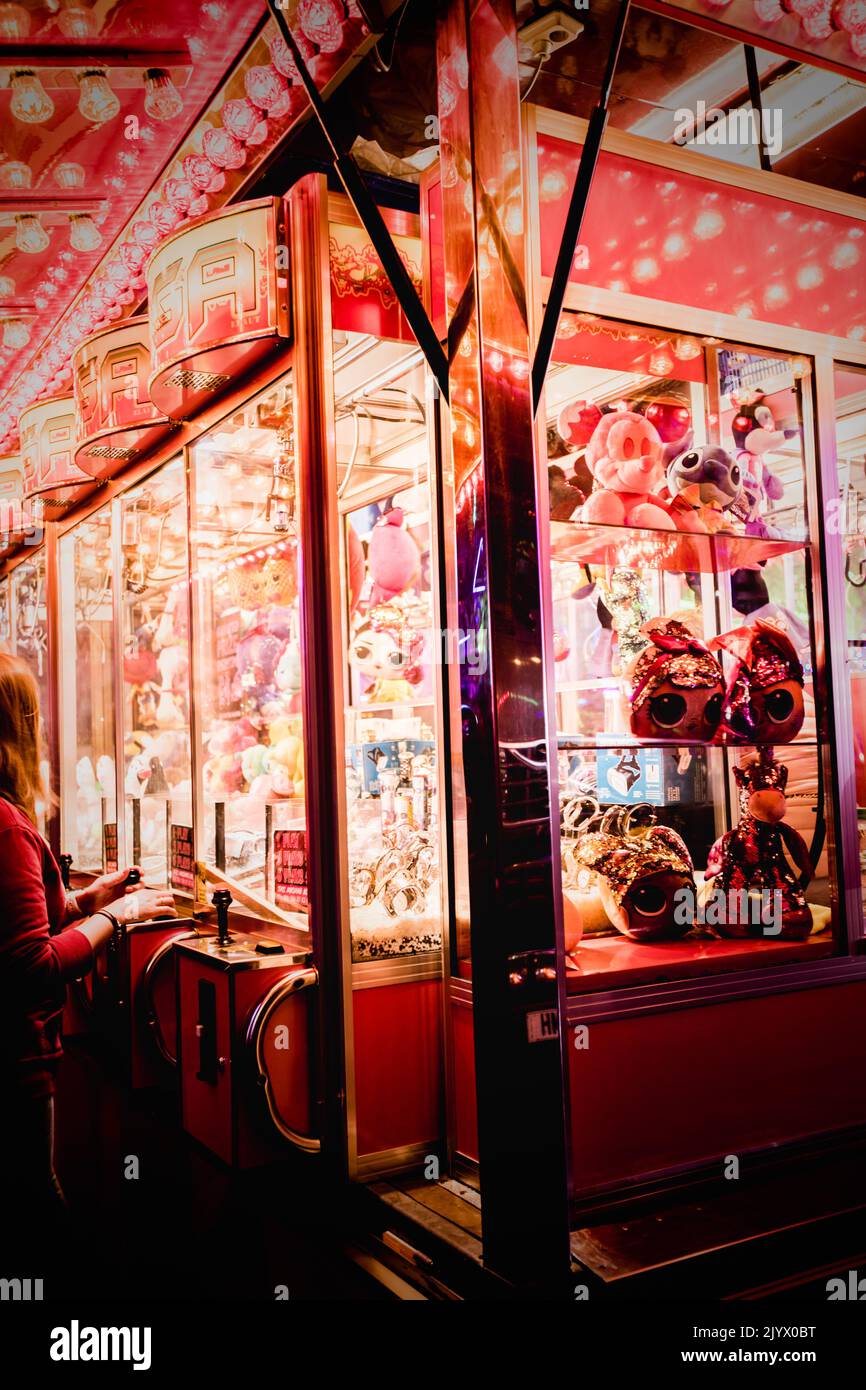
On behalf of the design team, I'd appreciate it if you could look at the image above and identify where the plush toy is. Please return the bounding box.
[349,607,425,704]
[125,750,152,798]
[570,807,695,942]
[703,748,813,941]
[95,754,115,795]
[557,398,603,450]
[274,639,302,714]
[203,718,257,795]
[581,410,675,529]
[156,645,188,729]
[236,625,283,711]
[124,624,158,686]
[728,390,791,537]
[347,522,366,613]
[712,620,805,744]
[642,398,692,446]
[239,742,276,800]
[367,508,421,602]
[154,587,189,647]
[268,734,304,798]
[204,754,246,795]
[626,619,725,742]
[665,443,744,533]
[548,465,584,521]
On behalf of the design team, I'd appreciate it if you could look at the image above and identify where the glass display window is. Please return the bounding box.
[0,575,9,648]
[545,313,835,985]
[334,335,446,963]
[119,458,192,888]
[58,506,116,872]
[189,374,308,923]
[832,363,866,905]
[10,550,51,833]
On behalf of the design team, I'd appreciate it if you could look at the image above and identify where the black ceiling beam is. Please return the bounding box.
[266,0,450,405]
[531,0,632,417]
[0,44,192,68]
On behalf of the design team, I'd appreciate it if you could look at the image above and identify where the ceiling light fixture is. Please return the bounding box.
[10,70,55,125]
[0,3,30,38]
[58,2,98,38]
[15,214,50,255]
[0,160,32,190]
[77,69,120,125]
[54,161,86,190]
[2,320,31,351]
[69,214,103,253]
[143,68,184,122]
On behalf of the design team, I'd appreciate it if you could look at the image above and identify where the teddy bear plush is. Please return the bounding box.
[581,411,675,530]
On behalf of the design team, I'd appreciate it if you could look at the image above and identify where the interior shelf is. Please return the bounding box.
[550,520,808,574]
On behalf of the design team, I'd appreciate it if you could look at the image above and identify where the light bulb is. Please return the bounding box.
[0,4,30,38]
[54,161,85,190]
[15,215,50,255]
[2,320,31,350]
[0,160,32,190]
[77,69,120,125]
[58,3,97,37]
[10,70,55,125]
[69,214,102,253]
[143,69,183,122]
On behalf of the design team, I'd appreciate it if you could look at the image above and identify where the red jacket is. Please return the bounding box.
[0,797,94,1096]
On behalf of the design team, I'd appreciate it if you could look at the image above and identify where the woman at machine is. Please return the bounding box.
[0,652,175,1258]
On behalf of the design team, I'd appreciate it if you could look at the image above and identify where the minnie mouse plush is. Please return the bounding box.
[728,390,792,537]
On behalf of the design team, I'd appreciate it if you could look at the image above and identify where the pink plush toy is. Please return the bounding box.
[367,508,421,603]
[581,411,675,530]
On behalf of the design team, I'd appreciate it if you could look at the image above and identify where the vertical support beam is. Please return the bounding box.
[437,0,571,1291]
[744,46,772,174]
[810,357,864,950]
[289,174,354,1177]
[43,522,62,860]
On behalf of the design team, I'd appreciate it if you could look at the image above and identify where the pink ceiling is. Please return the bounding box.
[0,1,266,414]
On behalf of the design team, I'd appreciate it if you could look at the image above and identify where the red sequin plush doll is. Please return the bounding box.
[627,619,725,742]
[713,620,805,744]
[704,748,813,941]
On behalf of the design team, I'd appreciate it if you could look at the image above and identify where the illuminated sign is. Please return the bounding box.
[146,198,290,420]
[19,397,93,508]
[73,316,177,480]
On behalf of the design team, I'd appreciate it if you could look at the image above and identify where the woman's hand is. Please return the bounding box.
[109,888,178,924]
[74,866,140,918]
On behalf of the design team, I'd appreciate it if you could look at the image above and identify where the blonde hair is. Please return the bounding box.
[0,652,46,826]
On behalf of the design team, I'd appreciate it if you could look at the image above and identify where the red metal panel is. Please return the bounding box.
[452,994,479,1163]
[536,135,866,347]
[353,981,443,1157]
[568,982,866,1191]
[177,953,234,1165]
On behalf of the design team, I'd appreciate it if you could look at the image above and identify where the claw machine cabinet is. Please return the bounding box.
[181,366,319,1165]
[325,196,450,1178]
[539,317,864,1196]
[8,546,52,838]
